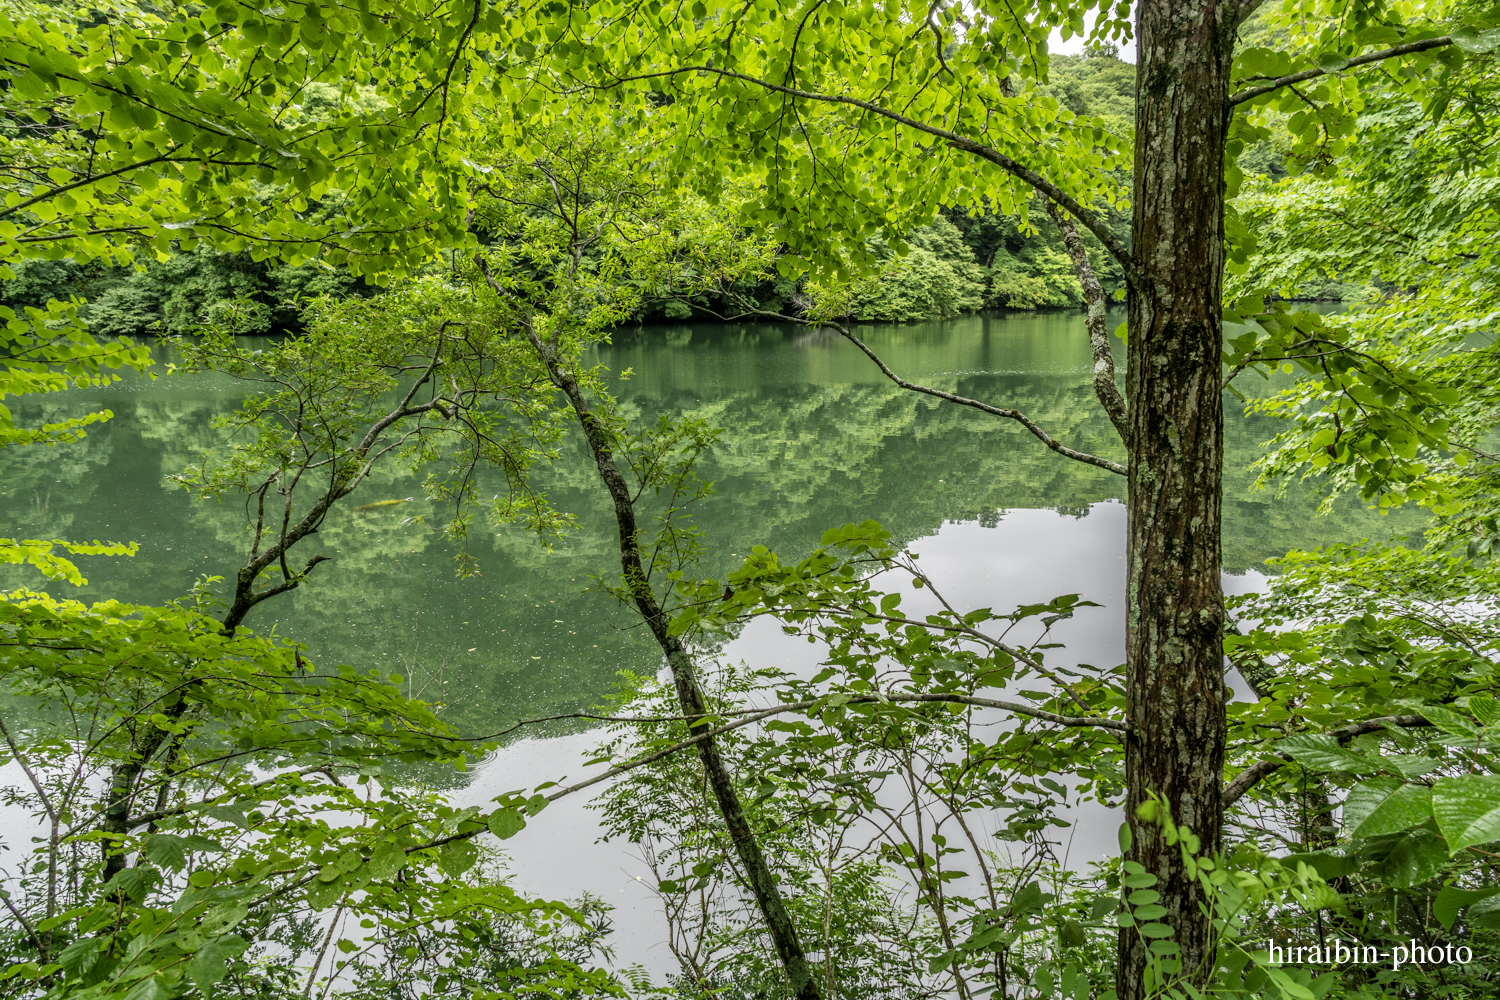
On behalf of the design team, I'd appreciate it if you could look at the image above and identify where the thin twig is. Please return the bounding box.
[723,308,1126,475]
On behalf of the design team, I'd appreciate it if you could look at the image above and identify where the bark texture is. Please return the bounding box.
[1121,1,1236,994]
[1045,199,1128,439]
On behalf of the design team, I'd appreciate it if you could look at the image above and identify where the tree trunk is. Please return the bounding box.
[520,330,823,1000]
[1120,1,1237,995]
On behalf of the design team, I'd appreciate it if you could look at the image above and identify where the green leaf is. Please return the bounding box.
[1386,755,1440,779]
[1471,893,1500,929]
[124,976,170,1000]
[487,808,526,840]
[1468,696,1500,727]
[1421,705,1477,737]
[1450,26,1498,53]
[57,937,102,977]
[99,865,157,903]
[1276,733,1376,773]
[437,839,478,877]
[1434,885,1500,929]
[1267,967,1316,1000]
[1279,850,1358,879]
[1381,829,1448,888]
[1315,51,1350,71]
[1059,917,1087,948]
[305,876,343,910]
[188,936,248,997]
[1011,882,1047,914]
[1343,776,1402,832]
[1433,774,1500,853]
[204,804,249,830]
[1349,782,1433,838]
[143,834,191,870]
[367,843,407,881]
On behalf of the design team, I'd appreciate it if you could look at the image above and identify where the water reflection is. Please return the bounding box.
[0,309,1421,972]
[0,310,1415,732]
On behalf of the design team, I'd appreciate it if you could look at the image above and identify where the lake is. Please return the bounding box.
[0,309,1415,974]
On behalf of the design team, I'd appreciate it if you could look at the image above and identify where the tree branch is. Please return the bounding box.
[593,65,1140,286]
[1044,198,1127,440]
[0,893,43,954]
[0,714,57,824]
[1221,714,1432,808]
[1229,37,1453,107]
[409,691,1124,859]
[731,309,1126,475]
[121,765,342,831]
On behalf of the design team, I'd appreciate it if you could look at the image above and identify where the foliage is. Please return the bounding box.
[11,0,1500,996]
[1219,539,1500,997]
[609,520,1126,998]
[534,0,1135,281]
[0,0,523,278]
[987,242,1087,311]
[0,587,619,1000]
[1226,41,1500,545]
[0,289,150,583]
[602,514,1500,997]
[167,279,577,592]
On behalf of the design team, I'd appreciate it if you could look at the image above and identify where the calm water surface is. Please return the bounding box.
[0,310,1416,971]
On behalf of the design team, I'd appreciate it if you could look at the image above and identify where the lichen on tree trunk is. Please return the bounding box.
[1120,0,1237,994]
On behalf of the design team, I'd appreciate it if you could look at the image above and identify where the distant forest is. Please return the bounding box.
[0,48,1355,334]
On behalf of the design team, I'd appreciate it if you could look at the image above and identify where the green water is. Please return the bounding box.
[0,311,1414,735]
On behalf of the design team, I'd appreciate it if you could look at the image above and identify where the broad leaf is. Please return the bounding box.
[99,865,158,903]
[1434,885,1500,929]
[143,834,191,871]
[1380,829,1448,888]
[1433,774,1500,853]
[1276,733,1377,773]
[1350,783,1433,839]
[1343,776,1403,833]
[188,936,249,997]
[438,839,479,877]
[1279,850,1358,880]
[57,937,102,977]
[487,808,526,840]
[367,843,408,881]
[1468,696,1500,727]
[1421,705,1478,737]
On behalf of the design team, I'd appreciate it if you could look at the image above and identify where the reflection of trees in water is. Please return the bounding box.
[0,326,1419,736]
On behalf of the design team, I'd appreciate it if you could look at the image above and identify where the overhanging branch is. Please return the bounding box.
[406,691,1124,854]
[1229,37,1453,106]
[728,308,1126,475]
[1221,714,1432,808]
[592,65,1141,287]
